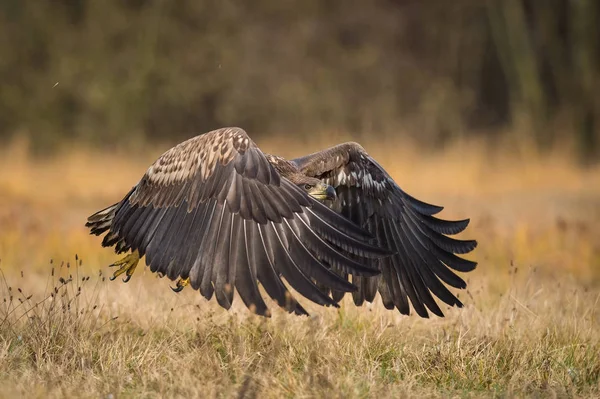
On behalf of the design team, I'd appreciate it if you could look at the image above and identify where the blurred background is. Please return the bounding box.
[1,0,599,160]
[1,4,600,396]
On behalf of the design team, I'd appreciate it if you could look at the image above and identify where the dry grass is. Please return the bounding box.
[0,135,599,398]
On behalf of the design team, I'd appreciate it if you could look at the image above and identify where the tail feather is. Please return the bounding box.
[86,203,119,235]
[87,189,136,252]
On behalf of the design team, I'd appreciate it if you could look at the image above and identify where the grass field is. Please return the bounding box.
[1,135,599,398]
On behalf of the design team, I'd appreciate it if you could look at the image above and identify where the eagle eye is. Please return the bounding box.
[304,184,313,190]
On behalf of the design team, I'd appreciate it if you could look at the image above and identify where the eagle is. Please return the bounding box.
[87,127,477,317]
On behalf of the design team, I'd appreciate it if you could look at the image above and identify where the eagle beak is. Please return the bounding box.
[308,183,337,201]
[325,185,337,201]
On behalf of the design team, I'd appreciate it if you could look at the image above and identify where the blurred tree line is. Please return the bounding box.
[0,0,598,160]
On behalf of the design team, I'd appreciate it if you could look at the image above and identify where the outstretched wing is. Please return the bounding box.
[292,142,477,318]
[87,128,389,316]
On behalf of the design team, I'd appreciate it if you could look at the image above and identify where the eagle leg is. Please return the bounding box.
[171,277,190,293]
[109,250,140,282]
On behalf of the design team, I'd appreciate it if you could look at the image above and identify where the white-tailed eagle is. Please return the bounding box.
[87,127,477,317]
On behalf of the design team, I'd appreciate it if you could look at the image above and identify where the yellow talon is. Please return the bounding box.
[109,250,140,283]
[171,277,190,293]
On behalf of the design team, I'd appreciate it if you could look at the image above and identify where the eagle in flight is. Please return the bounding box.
[87,127,477,317]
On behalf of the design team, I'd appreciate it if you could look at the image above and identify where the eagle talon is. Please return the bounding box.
[171,277,190,293]
[109,250,140,282]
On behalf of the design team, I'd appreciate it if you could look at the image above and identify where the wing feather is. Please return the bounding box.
[198,200,220,300]
[154,203,188,276]
[208,201,230,302]
[267,222,341,307]
[226,218,267,315]
[255,223,307,315]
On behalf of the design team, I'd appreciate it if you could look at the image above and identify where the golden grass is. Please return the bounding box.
[0,135,599,398]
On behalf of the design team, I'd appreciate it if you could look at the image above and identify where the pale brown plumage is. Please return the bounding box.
[87,127,477,317]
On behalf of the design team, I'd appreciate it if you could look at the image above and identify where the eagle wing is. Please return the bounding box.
[87,128,389,316]
[292,142,477,317]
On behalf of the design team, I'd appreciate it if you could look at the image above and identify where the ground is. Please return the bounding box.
[1,135,599,398]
